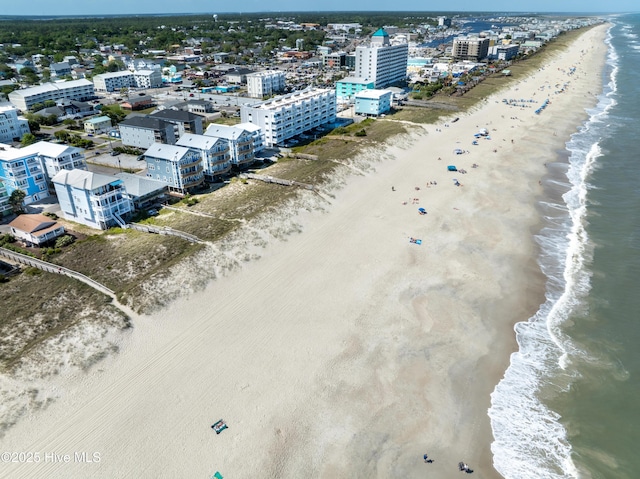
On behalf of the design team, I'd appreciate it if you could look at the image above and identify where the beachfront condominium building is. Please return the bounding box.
[0,104,30,143]
[28,141,87,182]
[118,116,177,149]
[143,143,204,193]
[0,140,86,201]
[354,89,392,117]
[335,77,375,102]
[452,36,490,61]
[176,133,231,181]
[203,124,256,169]
[0,180,12,216]
[355,28,408,88]
[240,88,336,147]
[52,169,133,230]
[8,79,95,112]
[247,71,286,99]
[93,70,162,92]
[0,143,49,205]
[236,122,265,153]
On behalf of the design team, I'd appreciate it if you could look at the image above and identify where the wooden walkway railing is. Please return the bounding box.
[127,223,201,243]
[0,247,114,296]
[240,173,315,191]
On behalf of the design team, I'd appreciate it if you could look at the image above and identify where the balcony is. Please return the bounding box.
[181,172,204,189]
[179,156,201,168]
[180,163,203,176]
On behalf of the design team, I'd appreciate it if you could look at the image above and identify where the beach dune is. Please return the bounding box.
[1,25,608,479]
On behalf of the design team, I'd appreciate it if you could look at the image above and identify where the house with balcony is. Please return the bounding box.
[28,141,87,183]
[236,122,265,153]
[50,62,72,78]
[0,143,49,205]
[203,124,255,169]
[143,143,204,194]
[52,169,133,230]
[176,133,231,181]
[240,87,336,147]
[8,213,65,246]
[84,116,112,135]
[118,116,176,149]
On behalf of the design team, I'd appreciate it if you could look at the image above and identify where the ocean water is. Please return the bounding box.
[489,14,640,479]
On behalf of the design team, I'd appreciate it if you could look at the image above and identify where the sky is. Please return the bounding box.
[1,0,638,16]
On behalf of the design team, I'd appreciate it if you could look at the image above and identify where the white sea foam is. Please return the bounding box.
[488,23,619,479]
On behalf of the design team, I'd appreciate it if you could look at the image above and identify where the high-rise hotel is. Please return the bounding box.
[355,28,408,89]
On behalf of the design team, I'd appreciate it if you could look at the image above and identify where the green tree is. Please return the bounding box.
[54,130,71,142]
[8,190,26,214]
[20,67,39,85]
[21,133,38,146]
[27,118,41,132]
[100,104,128,125]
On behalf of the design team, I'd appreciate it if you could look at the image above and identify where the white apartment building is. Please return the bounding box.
[355,28,408,88]
[8,79,95,112]
[93,71,134,92]
[0,104,30,143]
[93,70,162,92]
[240,88,336,147]
[246,71,286,99]
[133,69,162,89]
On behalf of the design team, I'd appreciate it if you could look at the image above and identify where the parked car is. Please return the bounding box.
[111,151,120,156]
[147,209,159,216]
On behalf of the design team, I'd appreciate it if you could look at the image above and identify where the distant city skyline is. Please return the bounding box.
[1,0,637,16]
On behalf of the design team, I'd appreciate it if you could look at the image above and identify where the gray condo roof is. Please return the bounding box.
[119,116,169,130]
[115,172,167,197]
[150,109,200,122]
[176,133,224,150]
[204,124,249,141]
[51,168,122,190]
[144,142,192,161]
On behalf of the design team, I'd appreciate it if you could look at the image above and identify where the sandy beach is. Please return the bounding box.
[0,25,608,479]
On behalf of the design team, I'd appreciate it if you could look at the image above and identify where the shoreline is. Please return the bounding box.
[0,25,610,478]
